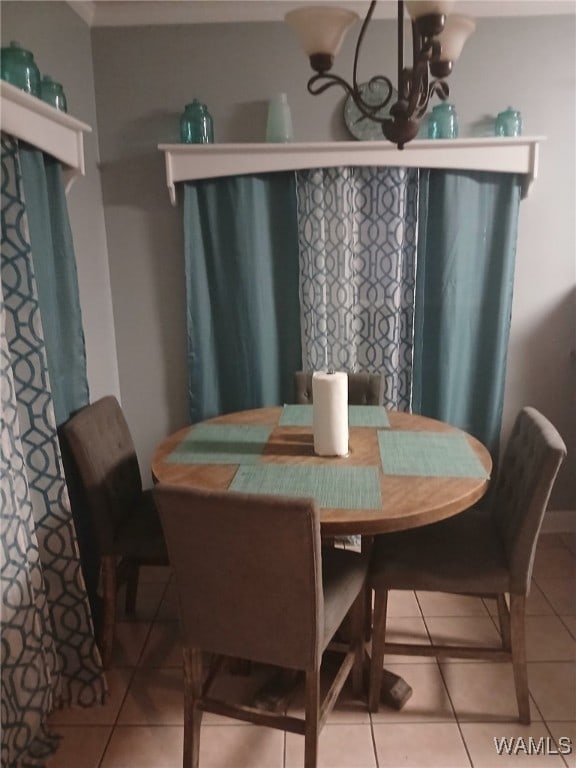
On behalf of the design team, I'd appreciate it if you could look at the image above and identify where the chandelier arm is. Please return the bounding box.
[412,67,449,119]
[308,72,396,122]
[402,65,429,121]
[430,79,449,101]
[416,66,433,112]
[357,75,395,115]
[402,19,441,121]
[352,0,379,94]
[307,72,358,97]
[397,0,405,100]
[415,78,448,117]
[412,76,449,120]
[365,75,395,108]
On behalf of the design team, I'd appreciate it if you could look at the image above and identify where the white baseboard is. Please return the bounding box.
[542,510,576,533]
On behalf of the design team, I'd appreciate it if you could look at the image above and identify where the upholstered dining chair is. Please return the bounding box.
[368,407,566,723]
[62,395,168,668]
[153,485,369,768]
[294,371,384,406]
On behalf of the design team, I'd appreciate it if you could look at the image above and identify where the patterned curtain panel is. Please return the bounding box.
[1,135,106,767]
[295,166,418,411]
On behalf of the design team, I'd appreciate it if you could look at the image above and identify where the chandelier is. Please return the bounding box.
[285,1,475,148]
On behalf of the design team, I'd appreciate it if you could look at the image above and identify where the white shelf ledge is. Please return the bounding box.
[1,80,91,193]
[159,137,543,206]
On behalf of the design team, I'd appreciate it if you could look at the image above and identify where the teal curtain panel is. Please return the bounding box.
[19,144,89,426]
[184,172,302,422]
[1,134,106,768]
[412,169,521,453]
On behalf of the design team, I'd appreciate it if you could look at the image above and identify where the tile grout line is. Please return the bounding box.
[527,554,575,736]
[413,592,473,765]
[97,575,172,768]
[368,713,381,768]
[426,554,571,766]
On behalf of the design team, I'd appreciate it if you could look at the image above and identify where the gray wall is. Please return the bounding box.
[91,16,575,507]
[2,6,574,509]
[1,1,119,403]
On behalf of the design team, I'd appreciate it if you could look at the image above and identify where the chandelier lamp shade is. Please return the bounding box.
[285,1,476,148]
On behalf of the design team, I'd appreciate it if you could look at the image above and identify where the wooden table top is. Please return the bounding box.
[151,407,492,537]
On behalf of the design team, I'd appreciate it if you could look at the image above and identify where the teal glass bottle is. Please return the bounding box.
[0,41,41,96]
[433,103,458,139]
[427,111,439,139]
[180,100,214,144]
[40,75,68,112]
[495,107,522,137]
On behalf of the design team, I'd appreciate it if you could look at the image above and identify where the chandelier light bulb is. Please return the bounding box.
[285,6,359,71]
[436,14,476,63]
[405,1,455,20]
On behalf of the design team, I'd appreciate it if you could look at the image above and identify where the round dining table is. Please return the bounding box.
[151,406,493,537]
[151,405,493,710]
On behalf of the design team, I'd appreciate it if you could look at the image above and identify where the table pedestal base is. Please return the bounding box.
[379,668,413,709]
[244,659,413,712]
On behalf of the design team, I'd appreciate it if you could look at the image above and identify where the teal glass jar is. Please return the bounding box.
[180,100,214,144]
[495,107,522,137]
[427,112,439,139]
[0,41,41,96]
[433,103,458,139]
[40,75,67,112]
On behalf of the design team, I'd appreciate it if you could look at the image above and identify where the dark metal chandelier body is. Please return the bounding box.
[291,1,468,149]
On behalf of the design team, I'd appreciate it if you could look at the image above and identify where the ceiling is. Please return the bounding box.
[67,0,576,27]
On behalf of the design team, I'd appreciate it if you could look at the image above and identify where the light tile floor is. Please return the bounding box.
[47,532,576,768]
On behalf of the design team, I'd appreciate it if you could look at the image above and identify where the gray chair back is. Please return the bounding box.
[294,371,384,405]
[62,396,143,552]
[491,407,566,594]
[154,486,324,670]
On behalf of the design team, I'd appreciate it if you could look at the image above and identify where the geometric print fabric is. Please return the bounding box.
[1,306,61,768]
[1,134,106,767]
[295,166,418,412]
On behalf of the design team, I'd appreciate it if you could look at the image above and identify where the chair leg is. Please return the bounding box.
[183,648,204,768]
[124,561,139,614]
[100,555,117,669]
[349,589,366,698]
[496,593,511,650]
[510,594,530,724]
[304,667,320,768]
[368,588,388,713]
[361,537,374,641]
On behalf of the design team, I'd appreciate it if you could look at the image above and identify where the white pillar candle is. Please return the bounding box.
[312,371,349,457]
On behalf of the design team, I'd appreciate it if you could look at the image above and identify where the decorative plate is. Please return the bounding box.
[344,81,397,141]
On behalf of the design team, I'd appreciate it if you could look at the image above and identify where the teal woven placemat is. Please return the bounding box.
[378,430,489,478]
[279,404,390,428]
[230,465,382,509]
[166,424,273,465]
[348,405,390,427]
